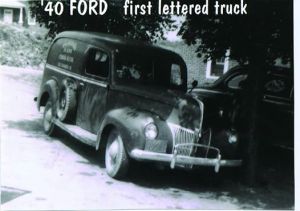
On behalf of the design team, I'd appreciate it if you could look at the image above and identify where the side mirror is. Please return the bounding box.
[192,80,198,88]
[189,80,198,93]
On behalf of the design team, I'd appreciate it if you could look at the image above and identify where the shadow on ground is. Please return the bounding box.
[3,118,53,141]
[1,186,31,204]
[3,118,295,209]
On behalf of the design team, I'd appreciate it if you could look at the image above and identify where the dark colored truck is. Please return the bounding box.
[36,31,242,179]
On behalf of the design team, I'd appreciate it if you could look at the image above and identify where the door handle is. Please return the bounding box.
[79,82,85,88]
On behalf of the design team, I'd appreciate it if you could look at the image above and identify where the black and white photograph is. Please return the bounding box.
[0,0,296,209]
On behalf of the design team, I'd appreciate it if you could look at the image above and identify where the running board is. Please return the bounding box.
[53,119,97,147]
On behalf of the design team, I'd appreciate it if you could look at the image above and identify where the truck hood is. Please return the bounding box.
[111,84,203,131]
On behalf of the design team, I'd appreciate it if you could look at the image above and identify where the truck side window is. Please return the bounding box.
[170,64,183,86]
[85,49,109,78]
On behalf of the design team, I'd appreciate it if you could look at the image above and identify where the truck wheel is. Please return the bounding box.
[43,101,59,136]
[56,80,77,123]
[105,129,129,179]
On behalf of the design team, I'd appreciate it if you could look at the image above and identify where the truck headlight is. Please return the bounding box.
[228,133,238,144]
[144,123,158,140]
[219,108,224,117]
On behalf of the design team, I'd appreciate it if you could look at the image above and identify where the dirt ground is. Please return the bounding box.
[0,65,295,209]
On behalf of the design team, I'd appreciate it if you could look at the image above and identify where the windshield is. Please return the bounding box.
[115,50,186,91]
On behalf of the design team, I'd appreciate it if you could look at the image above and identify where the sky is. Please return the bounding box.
[165,15,185,42]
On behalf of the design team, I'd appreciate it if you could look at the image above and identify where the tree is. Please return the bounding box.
[179,0,293,184]
[29,0,174,41]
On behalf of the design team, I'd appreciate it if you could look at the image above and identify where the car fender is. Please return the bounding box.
[96,107,157,154]
[37,79,59,110]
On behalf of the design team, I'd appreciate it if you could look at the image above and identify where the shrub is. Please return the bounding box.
[0,23,51,68]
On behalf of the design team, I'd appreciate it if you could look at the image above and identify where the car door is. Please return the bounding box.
[260,71,294,148]
[76,47,110,134]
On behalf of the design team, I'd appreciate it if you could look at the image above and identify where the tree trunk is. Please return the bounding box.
[238,53,267,185]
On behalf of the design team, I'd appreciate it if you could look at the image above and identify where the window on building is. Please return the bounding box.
[211,57,225,77]
[28,15,36,25]
[3,9,13,24]
[206,50,230,79]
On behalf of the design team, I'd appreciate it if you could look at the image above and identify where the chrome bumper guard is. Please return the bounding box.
[131,143,242,173]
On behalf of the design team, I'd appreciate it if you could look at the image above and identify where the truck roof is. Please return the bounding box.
[56,31,180,58]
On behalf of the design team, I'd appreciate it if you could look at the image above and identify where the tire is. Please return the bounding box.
[56,80,77,123]
[43,101,59,136]
[105,129,129,179]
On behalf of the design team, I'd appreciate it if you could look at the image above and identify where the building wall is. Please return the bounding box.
[157,41,206,85]
[157,41,239,85]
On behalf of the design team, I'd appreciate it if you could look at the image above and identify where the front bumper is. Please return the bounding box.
[130,148,242,173]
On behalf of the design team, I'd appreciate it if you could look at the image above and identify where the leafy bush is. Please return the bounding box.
[0,23,51,68]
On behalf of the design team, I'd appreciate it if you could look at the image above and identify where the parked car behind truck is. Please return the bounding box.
[192,65,294,150]
[36,31,242,179]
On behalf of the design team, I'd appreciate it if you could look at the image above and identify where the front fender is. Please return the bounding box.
[96,107,160,153]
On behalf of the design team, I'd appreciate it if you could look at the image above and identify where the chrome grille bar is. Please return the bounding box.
[193,97,204,137]
[168,123,197,156]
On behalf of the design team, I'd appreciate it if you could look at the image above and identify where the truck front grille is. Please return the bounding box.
[168,123,198,156]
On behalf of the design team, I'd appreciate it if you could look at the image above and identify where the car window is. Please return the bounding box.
[170,64,183,86]
[116,58,153,81]
[115,50,185,91]
[85,49,109,78]
[265,79,286,92]
[227,74,248,89]
[264,74,292,99]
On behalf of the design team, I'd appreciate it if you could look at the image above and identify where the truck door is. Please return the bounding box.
[76,47,110,134]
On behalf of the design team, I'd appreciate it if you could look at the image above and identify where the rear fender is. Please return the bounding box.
[37,79,59,110]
